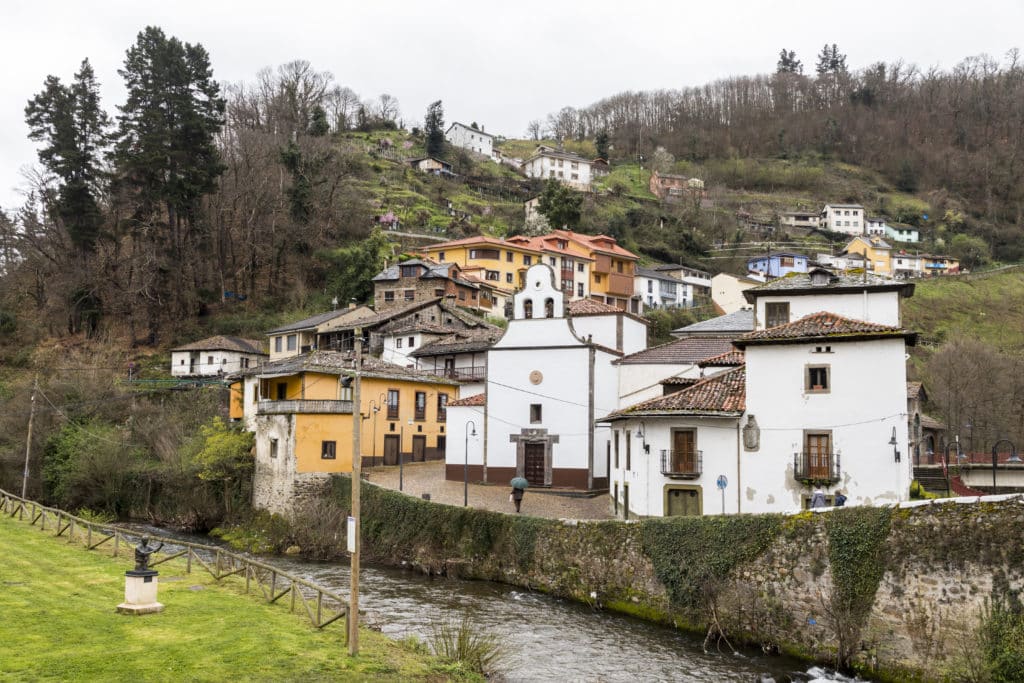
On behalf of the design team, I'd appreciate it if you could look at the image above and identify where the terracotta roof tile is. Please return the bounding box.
[697,349,745,367]
[735,312,915,347]
[567,299,620,315]
[607,366,746,418]
[449,393,485,407]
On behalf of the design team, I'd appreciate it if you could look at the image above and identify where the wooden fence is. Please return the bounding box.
[0,488,347,637]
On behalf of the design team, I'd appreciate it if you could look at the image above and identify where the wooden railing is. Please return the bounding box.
[0,488,347,637]
[257,399,353,415]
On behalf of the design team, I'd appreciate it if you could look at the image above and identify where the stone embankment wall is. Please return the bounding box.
[331,477,1023,681]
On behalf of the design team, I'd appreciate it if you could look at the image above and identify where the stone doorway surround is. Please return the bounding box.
[510,428,559,487]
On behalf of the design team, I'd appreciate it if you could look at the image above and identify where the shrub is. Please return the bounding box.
[429,616,507,676]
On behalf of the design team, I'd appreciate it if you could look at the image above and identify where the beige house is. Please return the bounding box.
[711,273,760,314]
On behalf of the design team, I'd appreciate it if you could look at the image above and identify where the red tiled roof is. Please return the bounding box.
[551,229,638,260]
[735,312,915,347]
[568,299,620,315]
[607,366,746,418]
[698,350,745,367]
[449,393,485,407]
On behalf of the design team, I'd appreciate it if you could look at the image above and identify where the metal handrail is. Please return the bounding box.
[793,451,841,483]
[0,488,347,636]
[660,449,703,478]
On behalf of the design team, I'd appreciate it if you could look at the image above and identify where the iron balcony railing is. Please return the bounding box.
[793,451,841,484]
[660,449,703,479]
[257,399,353,415]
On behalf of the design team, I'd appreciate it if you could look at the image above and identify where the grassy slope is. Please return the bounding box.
[903,266,1024,350]
[0,514,477,682]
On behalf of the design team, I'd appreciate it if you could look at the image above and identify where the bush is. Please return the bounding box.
[982,601,1024,682]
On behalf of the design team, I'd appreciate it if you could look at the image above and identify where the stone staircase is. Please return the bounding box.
[913,466,949,494]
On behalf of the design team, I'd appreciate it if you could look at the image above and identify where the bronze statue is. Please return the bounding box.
[134,537,163,572]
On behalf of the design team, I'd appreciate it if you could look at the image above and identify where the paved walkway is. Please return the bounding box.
[365,461,613,520]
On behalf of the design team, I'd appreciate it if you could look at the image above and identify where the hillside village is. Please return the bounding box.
[147,118,997,521]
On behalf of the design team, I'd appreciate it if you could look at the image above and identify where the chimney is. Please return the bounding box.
[348,302,357,310]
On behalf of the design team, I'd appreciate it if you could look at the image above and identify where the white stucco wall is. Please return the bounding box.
[445,405,485,467]
[712,274,756,315]
[171,350,259,376]
[742,338,911,513]
[609,416,740,518]
[445,123,493,157]
[522,155,592,190]
[617,363,701,408]
[381,332,423,366]
[754,289,902,328]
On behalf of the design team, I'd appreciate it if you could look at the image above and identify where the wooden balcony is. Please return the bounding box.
[605,273,634,297]
[257,399,353,415]
[660,449,702,479]
[442,366,486,382]
[793,451,841,484]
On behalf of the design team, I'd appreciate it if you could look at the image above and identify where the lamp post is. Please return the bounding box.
[942,440,961,497]
[888,426,901,462]
[990,439,1018,493]
[367,393,385,467]
[464,420,478,507]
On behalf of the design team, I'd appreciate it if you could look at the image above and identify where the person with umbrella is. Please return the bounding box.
[509,477,529,513]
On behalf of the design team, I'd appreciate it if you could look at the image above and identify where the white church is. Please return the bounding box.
[447,265,920,517]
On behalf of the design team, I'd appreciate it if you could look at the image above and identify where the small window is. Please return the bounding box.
[434,288,445,296]
[523,255,532,265]
[384,290,395,302]
[614,431,620,469]
[486,270,500,281]
[506,251,513,262]
[274,337,282,353]
[594,274,602,284]
[207,355,214,365]
[286,335,297,351]
[269,438,278,458]
[506,272,513,283]
[408,337,415,348]
[437,393,448,422]
[415,391,427,420]
[577,263,584,272]
[438,252,445,261]
[530,404,542,424]
[524,300,533,319]
[549,256,556,266]
[387,389,400,419]
[765,302,790,328]
[577,282,584,297]
[813,346,833,354]
[807,365,830,392]
[321,440,336,459]
[396,338,403,348]
[404,289,415,301]
[625,430,631,471]
[276,382,287,400]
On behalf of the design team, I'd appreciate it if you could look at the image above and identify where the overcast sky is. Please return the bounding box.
[3,0,1022,212]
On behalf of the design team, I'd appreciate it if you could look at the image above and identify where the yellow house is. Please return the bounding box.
[237,351,460,514]
[844,235,893,276]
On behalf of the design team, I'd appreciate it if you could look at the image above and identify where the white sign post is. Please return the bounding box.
[347,515,356,553]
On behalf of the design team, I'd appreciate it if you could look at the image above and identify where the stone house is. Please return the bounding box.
[372,258,493,315]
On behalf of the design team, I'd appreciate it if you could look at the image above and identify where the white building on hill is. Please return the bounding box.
[445,122,494,158]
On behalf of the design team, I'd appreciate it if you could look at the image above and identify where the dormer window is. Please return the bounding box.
[810,270,831,286]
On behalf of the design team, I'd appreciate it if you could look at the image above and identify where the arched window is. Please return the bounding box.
[545,298,554,318]
[524,299,533,319]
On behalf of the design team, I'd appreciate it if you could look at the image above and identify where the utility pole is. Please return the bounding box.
[348,329,362,656]
[22,375,38,498]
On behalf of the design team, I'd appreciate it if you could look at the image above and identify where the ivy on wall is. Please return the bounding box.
[638,514,784,610]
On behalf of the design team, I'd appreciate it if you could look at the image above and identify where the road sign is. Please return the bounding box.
[716,475,728,490]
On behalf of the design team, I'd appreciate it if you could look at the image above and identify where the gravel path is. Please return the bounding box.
[365,461,613,520]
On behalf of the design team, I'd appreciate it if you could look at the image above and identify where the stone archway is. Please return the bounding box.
[510,428,559,487]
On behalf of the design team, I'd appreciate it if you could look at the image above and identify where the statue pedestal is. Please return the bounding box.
[117,570,164,615]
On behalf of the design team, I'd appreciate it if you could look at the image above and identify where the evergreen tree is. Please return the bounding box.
[815,43,847,76]
[113,26,225,242]
[536,178,583,230]
[24,59,109,252]
[595,130,610,159]
[308,105,329,136]
[424,100,445,157]
[776,49,803,74]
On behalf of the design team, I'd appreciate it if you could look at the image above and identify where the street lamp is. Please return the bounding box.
[366,393,386,467]
[991,439,1018,493]
[464,420,478,507]
[888,426,901,463]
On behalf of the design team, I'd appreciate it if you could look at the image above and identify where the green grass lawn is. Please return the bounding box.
[0,514,478,682]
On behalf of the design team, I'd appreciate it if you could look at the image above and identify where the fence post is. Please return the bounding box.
[114,531,119,558]
[245,564,250,594]
[68,518,75,544]
[290,583,296,613]
[40,509,46,531]
[186,547,192,574]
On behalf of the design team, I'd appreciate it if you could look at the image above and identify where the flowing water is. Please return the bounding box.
[135,525,868,682]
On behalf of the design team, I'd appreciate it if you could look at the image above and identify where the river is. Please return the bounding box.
[136,525,866,682]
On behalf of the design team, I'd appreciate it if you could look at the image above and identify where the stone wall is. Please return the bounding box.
[337,478,1024,681]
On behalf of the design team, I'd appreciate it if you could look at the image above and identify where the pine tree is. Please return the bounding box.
[595,130,610,160]
[308,105,329,136]
[114,26,225,243]
[24,59,109,252]
[776,49,803,74]
[424,100,445,157]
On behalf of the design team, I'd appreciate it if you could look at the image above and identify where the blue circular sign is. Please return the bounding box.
[716,475,728,490]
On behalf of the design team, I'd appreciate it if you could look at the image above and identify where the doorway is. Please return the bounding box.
[412,435,426,462]
[524,442,545,486]
[665,486,702,516]
[383,435,400,466]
